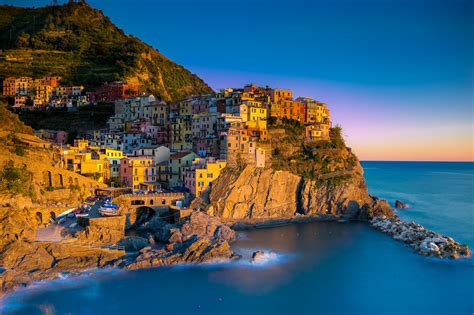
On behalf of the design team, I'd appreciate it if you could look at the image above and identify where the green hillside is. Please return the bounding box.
[0,2,213,102]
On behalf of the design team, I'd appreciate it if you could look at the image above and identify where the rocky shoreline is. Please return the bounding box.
[0,212,237,295]
[0,209,471,296]
[370,216,470,259]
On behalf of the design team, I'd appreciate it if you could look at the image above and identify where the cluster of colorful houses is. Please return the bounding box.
[3,78,332,198]
[2,76,138,110]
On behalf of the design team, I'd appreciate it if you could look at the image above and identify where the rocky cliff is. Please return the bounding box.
[204,125,392,221]
[206,163,391,221]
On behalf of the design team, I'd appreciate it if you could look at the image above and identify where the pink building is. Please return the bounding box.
[119,157,156,190]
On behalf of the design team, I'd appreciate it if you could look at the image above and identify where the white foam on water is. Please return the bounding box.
[0,268,125,313]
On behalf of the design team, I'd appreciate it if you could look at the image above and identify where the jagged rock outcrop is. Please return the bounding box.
[0,241,124,293]
[112,212,237,269]
[123,236,235,270]
[206,164,393,221]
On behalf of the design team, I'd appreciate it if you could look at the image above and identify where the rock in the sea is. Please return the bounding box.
[370,217,470,259]
[250,251,265,263]
[395,200,409,209]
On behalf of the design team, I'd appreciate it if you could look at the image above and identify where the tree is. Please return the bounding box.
[330,125,345,148]
[15,33,30,48]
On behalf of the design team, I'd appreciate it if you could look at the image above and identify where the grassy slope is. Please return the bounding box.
[0,3,213,102]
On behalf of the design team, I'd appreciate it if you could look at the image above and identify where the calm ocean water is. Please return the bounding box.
[2,162,473,315]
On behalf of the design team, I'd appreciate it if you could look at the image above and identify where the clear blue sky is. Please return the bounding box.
[3,0,474,160]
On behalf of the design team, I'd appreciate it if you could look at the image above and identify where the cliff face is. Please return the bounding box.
[0,3,213,102]
[205,124,392,221]
[206,162,392,221]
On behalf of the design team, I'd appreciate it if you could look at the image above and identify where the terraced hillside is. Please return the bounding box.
[0,2,213,102]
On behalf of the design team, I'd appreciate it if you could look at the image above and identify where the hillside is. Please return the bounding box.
[0,2,213,102]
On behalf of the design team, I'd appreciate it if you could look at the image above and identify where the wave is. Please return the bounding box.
[0,268,125,313]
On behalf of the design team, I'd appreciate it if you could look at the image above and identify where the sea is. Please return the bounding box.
[1,161,473,315]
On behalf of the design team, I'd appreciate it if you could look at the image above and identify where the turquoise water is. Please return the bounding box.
[2,162,473,314]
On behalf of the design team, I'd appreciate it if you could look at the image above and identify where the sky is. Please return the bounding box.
[2,0,474,161]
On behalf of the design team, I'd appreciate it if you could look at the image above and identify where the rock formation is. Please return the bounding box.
[111,211,237,269]
[395,200,409,209]
[0,241,124,293]
[205,164,393,221]
[370,216,470,259]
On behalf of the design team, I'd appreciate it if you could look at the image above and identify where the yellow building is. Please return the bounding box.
[35,84,53,106]
[184,159,226,196]
[305,123,330,141]
[63,152,110,182]
[99,149,124,178]
[80,159,110,182]
[74,139,89,150]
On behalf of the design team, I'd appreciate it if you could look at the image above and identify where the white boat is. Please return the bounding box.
[99,208,120,217]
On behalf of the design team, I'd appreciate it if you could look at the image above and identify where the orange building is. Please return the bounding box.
[2,77,16,96]
[42,76,62,88]
[270,89,293,103]
[279,99,306,122]
[2,77,33,96]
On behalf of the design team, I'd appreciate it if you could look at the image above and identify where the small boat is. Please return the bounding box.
[99,208,120,217]
[101,203,119,210]
[75,213,89,218]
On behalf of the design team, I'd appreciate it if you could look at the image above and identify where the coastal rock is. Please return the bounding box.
[179,211,236,243]
[370,217,470,259]
[119,212,237,269]
[0,240,124,293]
[395,200,409,209]
[124,236,234,270]
[250,251,265,263]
